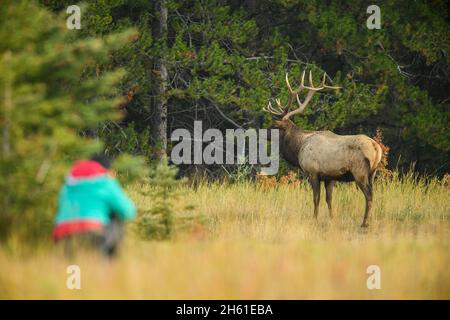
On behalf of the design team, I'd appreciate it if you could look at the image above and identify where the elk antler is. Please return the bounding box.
[263,70,341,120]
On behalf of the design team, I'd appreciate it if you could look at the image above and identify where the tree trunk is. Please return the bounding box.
[2,52,12,159]
[151,0,168,160]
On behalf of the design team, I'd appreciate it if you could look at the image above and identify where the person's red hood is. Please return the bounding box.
[69,160,109,179]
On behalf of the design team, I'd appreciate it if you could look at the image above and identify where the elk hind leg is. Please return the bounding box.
[355,174,373,228]
[309,175,321,219]
[325,180,335,219]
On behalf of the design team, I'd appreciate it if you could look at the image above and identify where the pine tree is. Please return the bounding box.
[135,160,181,240]
[0,0,135,242]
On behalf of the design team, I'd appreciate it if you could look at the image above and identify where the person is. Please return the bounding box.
[53,153,136,258]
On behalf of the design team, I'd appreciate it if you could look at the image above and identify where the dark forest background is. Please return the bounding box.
[42,0,449,176]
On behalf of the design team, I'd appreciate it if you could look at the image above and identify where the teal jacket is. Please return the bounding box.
[53,160,136,239]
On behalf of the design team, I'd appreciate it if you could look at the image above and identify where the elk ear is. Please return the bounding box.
[274,120,287,129]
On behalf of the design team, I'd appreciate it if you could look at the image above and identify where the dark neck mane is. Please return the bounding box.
[279,122,305,166]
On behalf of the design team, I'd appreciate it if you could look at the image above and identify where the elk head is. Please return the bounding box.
[263,70,341,130]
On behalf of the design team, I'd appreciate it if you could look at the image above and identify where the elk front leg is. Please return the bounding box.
[310,175,321,219]
[325,180,335,219]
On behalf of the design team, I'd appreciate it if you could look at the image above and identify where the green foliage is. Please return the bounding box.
[0,0,136,243]
[222,161,255,184]
[46,0,447,175]
[37,0,450,178]
[98,122,152,157]
[112,153,148,185]
[134,160,182,240]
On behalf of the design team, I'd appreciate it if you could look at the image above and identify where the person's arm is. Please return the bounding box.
[106,178,136,221]
[54,186,67,224]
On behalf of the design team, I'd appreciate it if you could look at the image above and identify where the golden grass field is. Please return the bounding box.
[0,173,449,299]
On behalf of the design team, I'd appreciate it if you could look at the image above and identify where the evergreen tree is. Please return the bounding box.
[0,0,135,242]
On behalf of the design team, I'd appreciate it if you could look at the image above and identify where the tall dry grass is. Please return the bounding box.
[0,172,448,299]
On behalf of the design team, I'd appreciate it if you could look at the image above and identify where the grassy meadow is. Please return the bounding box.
[0,173,449,299]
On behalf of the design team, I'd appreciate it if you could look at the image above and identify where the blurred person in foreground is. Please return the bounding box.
[52,153,136,258]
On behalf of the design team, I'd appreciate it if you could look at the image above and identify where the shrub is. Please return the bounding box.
[134,160,181,240]
[372,128,393,179]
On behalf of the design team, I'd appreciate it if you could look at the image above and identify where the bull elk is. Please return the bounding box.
[264,70,382,227]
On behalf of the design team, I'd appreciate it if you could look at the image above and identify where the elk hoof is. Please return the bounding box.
[361,223,369,228]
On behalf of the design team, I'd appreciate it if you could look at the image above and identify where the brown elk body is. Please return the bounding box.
[265,71,382,227]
